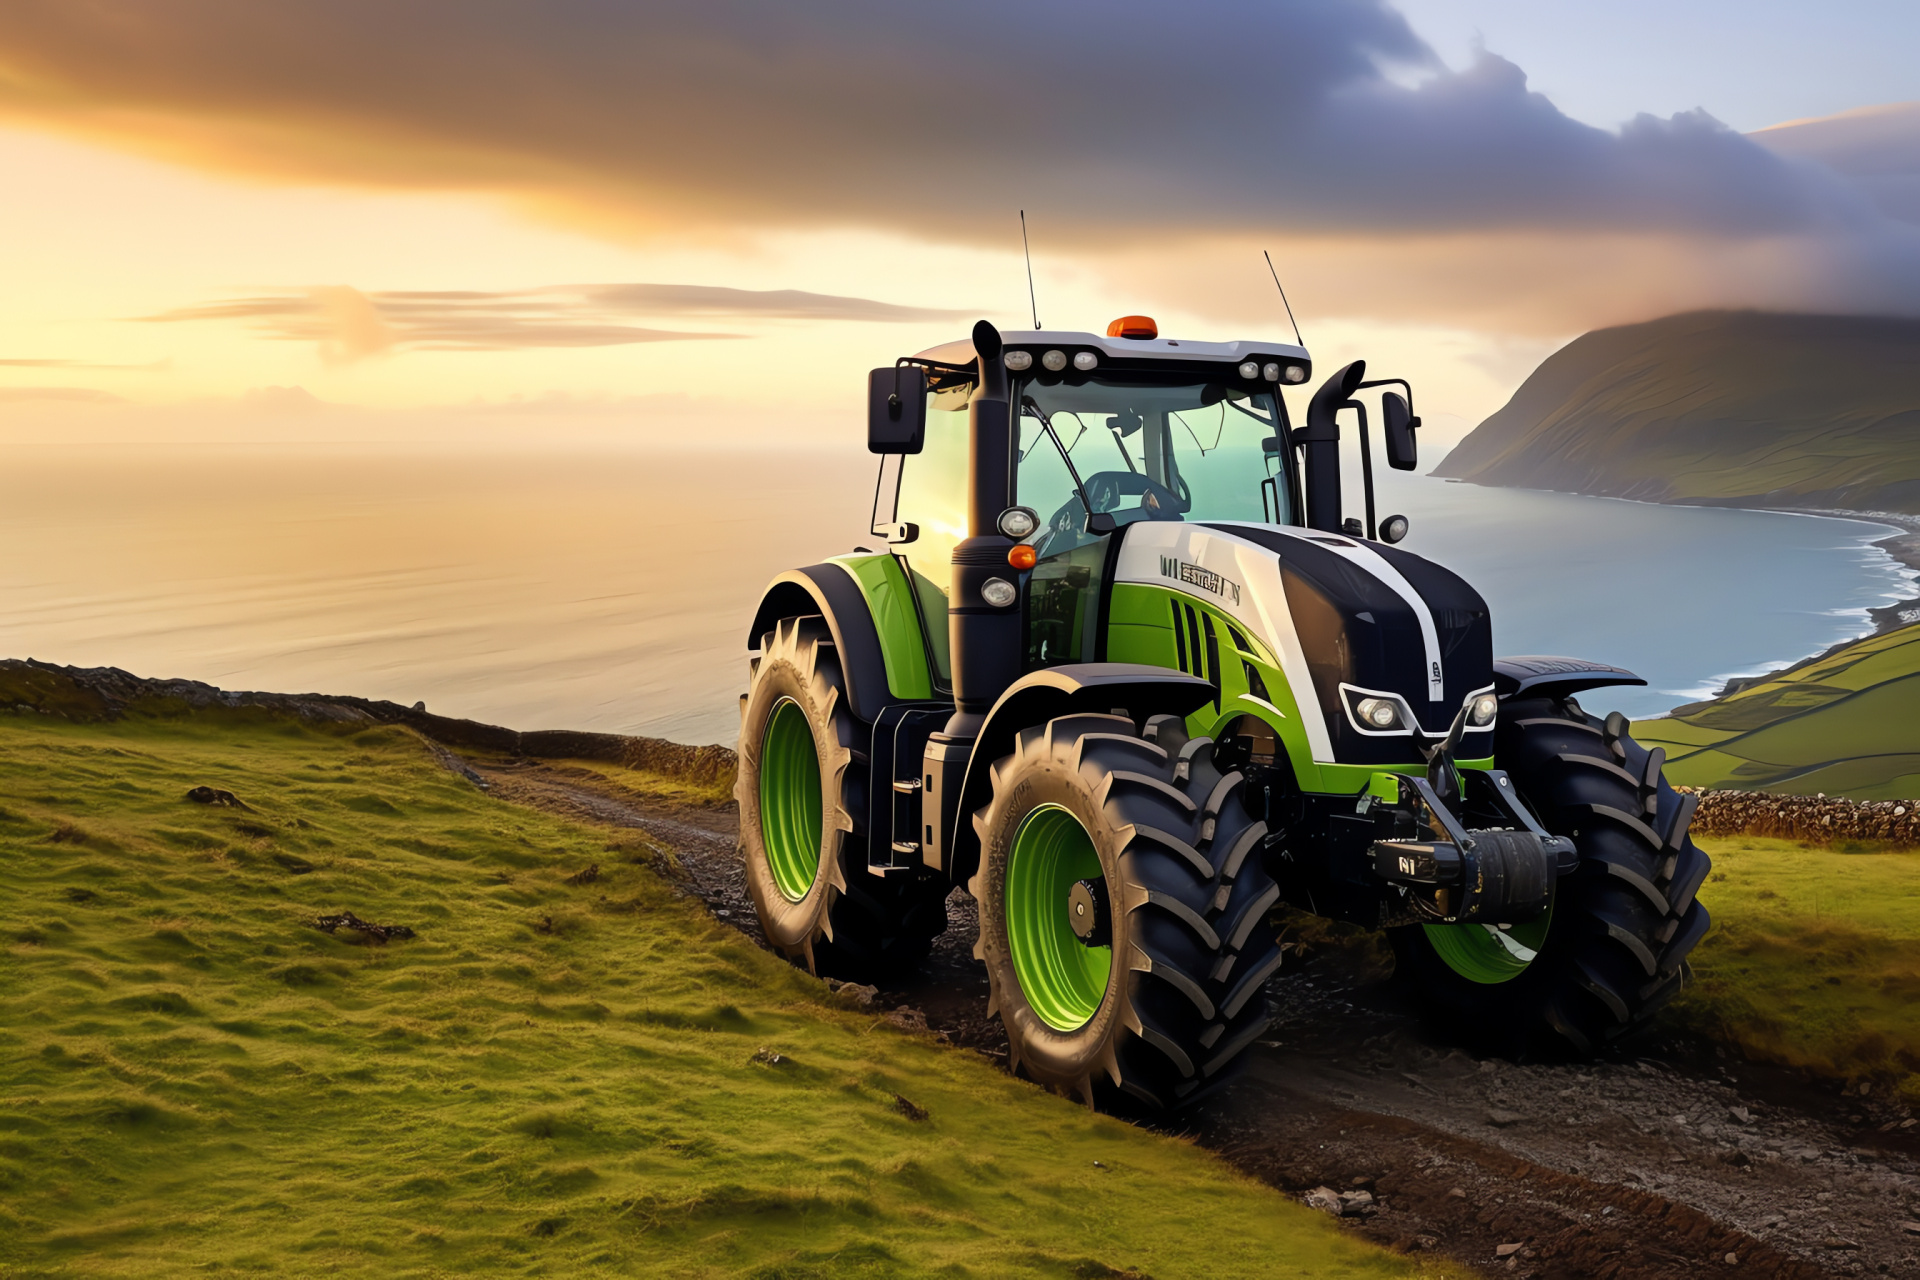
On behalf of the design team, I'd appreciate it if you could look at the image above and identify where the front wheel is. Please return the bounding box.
[969,712,1283,1109]
[735,615,948,979]
[1391,697,1712,1053]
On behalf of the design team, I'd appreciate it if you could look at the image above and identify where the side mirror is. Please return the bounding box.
[868,366,926,454]
[1382,392,1419,471]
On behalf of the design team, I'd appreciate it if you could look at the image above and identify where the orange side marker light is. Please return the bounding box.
[1007,544,1039,571]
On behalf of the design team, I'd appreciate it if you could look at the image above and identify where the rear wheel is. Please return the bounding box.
[736,616,949,979]
[969,712,1283,1109]
[1391,698,1711,1052]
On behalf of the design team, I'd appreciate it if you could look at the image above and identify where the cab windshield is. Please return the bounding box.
[1014,375,1292,552]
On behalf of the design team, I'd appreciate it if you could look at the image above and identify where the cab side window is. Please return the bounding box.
[890,389,970,684]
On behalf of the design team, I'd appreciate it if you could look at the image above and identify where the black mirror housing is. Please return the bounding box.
[1382,392,1419,471]
[868,366,927,454]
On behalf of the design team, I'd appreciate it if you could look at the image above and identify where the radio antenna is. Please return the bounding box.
[1021,211,1041,330]
[1264,250,1304,348]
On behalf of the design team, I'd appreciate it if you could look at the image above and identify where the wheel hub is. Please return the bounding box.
[1067,877,1111,948]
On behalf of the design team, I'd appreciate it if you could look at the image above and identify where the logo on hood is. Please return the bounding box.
[1160,556,1241,606]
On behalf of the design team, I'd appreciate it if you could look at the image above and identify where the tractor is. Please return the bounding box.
[737,316,1710,1109]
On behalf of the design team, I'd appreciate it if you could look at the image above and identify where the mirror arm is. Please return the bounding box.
[1356,376,1416,422]
[1343,400,1377,542]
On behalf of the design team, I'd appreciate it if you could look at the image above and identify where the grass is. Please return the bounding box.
[1634,622,1920,800]
[0,706,1452,1279]
[1677,833,1920,1100]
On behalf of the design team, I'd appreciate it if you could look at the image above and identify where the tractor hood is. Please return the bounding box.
[1113,521,1493,766]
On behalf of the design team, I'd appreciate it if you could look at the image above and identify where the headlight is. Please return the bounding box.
[1262,362,1281,381]
[1355,697,1400,729]
[1237,360,1260,379]
[1283,365,1307,383]
[1072,351,1098,371]
[1041,349,1068,372]
[980,577,1019,608]
[996,506,1038,538]
[1004,350,1033,371]
[1468,693,1498,727]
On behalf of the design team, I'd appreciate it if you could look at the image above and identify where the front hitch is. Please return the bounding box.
[1370,771,1576,925]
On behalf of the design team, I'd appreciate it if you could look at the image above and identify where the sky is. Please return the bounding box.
[0,0,1914,452]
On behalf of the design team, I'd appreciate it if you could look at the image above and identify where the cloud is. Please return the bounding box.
[0,356,166,370]
[1,2,1917,326]
[0,386,124,402]
[136,281,966,360]
[1753,101,1920,225]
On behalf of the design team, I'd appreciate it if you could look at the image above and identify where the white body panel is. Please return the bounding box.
[1114,521,1454,764]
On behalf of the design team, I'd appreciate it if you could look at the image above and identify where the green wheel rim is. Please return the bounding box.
[759,698,822,903]
[1005,804,1112,1032]
[1423,893,1555,985]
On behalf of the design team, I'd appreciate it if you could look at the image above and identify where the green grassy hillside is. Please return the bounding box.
[1435,310,1920,513]
[0,704,1445,1279]
[1684,834,1920,1100]
[1634,622,1920,800]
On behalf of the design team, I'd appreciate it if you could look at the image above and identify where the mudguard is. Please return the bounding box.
[1493,655,1645,700]
[944,662,1216,884]
[747,566,901,725]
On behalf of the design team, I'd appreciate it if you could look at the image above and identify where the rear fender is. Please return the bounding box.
[748,565,913,725]
[944,663,1215,885]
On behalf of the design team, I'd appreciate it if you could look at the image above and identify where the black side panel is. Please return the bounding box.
[748,565,897,725]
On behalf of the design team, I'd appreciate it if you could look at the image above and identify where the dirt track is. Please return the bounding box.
[469,757,1920,1280]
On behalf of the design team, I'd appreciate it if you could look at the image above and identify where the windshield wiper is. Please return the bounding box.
[1021,396,1100,524]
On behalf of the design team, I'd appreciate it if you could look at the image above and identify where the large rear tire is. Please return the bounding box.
[1391,697,1712,1053]
[736,616,949,980]
[969,712,1283,1109]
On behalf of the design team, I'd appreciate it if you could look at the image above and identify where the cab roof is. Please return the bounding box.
[914,329,1310,368]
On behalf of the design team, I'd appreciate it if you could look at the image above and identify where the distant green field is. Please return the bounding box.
[1635,623,1920,801]
[1683,834,1920,1101]
[0,707,1447,1279]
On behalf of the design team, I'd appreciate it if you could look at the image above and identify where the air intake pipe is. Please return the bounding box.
[1299,360,1366,533]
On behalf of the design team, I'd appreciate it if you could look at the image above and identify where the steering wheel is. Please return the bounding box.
[1081,470,1183,521]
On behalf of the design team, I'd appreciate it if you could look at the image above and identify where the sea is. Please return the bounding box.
[2,444,1911,744]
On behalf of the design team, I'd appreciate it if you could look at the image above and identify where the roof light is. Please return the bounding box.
[1072,351,1098,371]
[1283,364,1307,383]
[1041,349,1068,371]
[1107,315,1158,340]
[1003,350,1033,371]
[1262,362,1282,381]
[1238,361,1260,379]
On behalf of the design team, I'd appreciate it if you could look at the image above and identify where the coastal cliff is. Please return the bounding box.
[1435,310,1920,516]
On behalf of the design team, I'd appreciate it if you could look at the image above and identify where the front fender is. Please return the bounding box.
[746,566,899,725]
[1493,656,1645,701]
[944,663,1215,885]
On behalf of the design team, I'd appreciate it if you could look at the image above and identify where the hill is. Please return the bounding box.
[1434,310,1920,514]
[1634,622,1920,800]
[0,688,1436,1278]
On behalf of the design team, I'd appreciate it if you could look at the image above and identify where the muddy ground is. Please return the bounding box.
[469,757,1920,1280]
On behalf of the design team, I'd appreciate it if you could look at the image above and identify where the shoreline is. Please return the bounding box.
[1706,505,1920,698]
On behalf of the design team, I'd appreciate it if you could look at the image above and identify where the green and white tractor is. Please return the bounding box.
[737,315,1710,1109]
